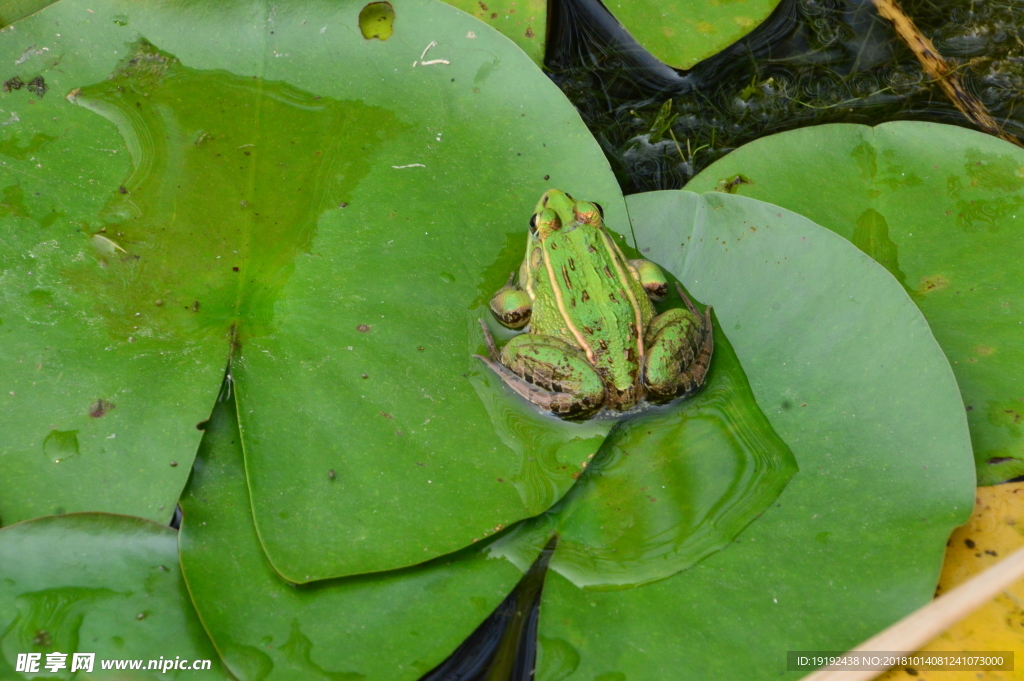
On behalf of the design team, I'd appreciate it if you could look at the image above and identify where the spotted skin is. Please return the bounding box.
[480,190,712,420]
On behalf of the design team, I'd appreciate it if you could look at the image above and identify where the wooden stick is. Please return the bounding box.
[802,544,1024,681]
[872,0,1023,148]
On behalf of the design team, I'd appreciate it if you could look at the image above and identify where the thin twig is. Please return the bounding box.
[801,544,1024,681]
[872,0,1023,147]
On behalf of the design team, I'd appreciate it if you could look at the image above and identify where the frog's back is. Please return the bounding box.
[529,224,653,398]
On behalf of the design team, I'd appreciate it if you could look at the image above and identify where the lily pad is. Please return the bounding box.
[0,0,56,26]
[441,0,546,64]
[0,514,230,679]
[531,190,974,678]
[0,0,627,579]
[492,322,799,589]
[687,122,1024,485]
[605,0,782,70]
[179,389,536,681]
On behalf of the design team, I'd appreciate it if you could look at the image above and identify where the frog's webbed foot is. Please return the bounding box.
[643,284,714,403]
[474,323,606,420]
[489,272,533,329]
[677,283,701,318]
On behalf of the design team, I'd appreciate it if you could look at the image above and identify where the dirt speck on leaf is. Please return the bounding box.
[88,399,115,418]
[26,76,47,98]
[716,174,753,193]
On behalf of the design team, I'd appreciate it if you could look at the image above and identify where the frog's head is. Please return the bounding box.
[530,189,605,240]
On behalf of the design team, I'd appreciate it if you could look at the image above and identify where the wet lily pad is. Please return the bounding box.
[0,0,626,580]
[0,514,229,679]
[179,389,536,681]
[687,122,1024,485]
[531,190,974,678]
[492,322,798,589]
[606,0,782,70]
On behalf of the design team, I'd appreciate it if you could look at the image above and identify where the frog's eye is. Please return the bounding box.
[534,209,561,237]
[573,201,601,224]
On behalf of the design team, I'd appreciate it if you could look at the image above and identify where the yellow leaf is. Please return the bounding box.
[878,483,1024,680]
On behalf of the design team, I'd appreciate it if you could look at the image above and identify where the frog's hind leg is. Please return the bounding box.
[474,320,606,420]
[677,283,703,319]
[643,285,714,403]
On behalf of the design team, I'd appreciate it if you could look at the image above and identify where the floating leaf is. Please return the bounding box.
[531,190,974,678]
[878,482,1024,681]
[441,0,546,64]
[0,0,56,26]
[179,390,537,681]
[687,122,1024,484]
[493,324,798,589]
[604,0,782,70]
[0,514,230,679]
[0,0,627,578]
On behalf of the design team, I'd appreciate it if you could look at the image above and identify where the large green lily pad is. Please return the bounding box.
[606,0,782,70]
[0,0,626,580]
[687,122,1024,485]
[0,514,230,679]
[179,390,536,681]
[531,190,974,679]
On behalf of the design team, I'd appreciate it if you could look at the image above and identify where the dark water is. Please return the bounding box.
[546,0,1024,192]
[419,538,556,681]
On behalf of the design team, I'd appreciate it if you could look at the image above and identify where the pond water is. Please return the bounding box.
[548,0,1024,192]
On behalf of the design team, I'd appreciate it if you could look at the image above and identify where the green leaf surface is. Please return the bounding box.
[0,514,230,679]
[532,190,974,679]
[492,321,798,589]
[606,0,782,70]
[179,388,535,681]
[0,0,627,578]
[441,0,545,65]
[686,122,1024,485]
[0,0,55,26]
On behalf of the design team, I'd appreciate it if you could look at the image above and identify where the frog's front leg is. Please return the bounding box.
[628,258,669,300]
[475,321,606,420]
[642,288,714,403]
[489,271,533,329]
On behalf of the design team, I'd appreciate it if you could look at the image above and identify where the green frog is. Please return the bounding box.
[476,189,713,420]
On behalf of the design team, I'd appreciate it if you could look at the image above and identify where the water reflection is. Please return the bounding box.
[490,325,797,589]
[66,38,399,342]
[469,337,613,515]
